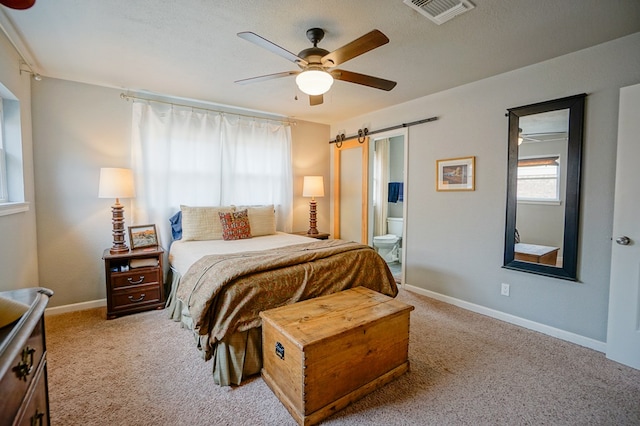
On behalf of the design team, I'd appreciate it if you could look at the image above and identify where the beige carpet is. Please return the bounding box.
[44,289,640,425]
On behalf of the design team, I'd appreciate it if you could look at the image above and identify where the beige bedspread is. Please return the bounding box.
[176,239,397,357]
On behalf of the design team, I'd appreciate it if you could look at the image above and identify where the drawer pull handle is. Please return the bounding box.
[13,346,36,381]
[127,276,145,285]
[30,408,44,426]
[128,293,146,303]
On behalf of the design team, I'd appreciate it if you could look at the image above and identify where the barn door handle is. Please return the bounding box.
[615,236,631,246]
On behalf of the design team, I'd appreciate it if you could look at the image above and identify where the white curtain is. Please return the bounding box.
[373,138,390,237]
[130,101,293,247]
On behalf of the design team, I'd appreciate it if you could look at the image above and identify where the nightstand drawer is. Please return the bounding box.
[111,284,162,311]
[111,267,160,289]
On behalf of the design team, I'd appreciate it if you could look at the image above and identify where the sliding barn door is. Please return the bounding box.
[333,137,369,243]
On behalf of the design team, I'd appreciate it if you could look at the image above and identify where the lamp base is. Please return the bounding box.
[307,200,318,235]
[109,201,129,254]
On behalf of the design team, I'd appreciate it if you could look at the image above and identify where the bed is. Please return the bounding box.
[165,205,398,386]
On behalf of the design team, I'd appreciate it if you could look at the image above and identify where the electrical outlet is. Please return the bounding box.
[501,283,510,296]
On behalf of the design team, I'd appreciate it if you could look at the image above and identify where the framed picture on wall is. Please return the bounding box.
[128,224,158,249]
[436,156,475,191]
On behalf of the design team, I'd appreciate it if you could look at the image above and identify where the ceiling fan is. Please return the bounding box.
[235,28,397,106]
[0,0,35,9]
[519,131,568,144]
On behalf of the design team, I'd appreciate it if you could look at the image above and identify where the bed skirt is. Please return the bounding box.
[166,268,263,386]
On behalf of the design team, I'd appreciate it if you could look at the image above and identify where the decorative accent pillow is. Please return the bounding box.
[218,209,252,241]
[180,205,236,241]
[235,204,276,236]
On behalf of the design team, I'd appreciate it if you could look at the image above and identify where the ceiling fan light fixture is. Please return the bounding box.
[296,69,333,96]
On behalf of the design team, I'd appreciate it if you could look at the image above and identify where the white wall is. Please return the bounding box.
[32,79,130,306]
[291,121,331,234]
[30,78,329,307]
[0,32,39,292]
[330,32,640,343]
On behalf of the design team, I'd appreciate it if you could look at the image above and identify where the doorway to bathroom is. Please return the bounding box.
[369,129,407,284]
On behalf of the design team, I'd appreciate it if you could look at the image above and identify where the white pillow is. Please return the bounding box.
[236,204,276,236]
[180,205,236,241]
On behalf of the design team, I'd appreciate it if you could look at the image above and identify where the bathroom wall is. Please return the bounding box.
[388,135,404,219]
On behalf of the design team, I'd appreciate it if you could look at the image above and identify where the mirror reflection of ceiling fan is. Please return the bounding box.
[235,28,397,106]
[519,131,568,144]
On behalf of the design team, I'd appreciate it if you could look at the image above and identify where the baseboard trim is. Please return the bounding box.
[45,299,106,316]
[403,284,606,353]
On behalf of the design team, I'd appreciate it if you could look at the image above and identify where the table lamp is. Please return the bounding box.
[302,176,324,235]
[99,168,135,254]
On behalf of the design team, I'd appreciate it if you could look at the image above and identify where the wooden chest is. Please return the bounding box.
[260,287,413,426]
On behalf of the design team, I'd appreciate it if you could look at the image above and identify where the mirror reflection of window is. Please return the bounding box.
[517,156,560,202]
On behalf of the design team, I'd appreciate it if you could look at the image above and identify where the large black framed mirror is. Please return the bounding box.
[503,94,586,280]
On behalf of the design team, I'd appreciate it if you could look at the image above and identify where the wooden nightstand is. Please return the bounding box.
[292,231,330,240]
[102,247,165,319]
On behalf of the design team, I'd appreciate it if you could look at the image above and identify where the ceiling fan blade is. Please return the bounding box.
[309,94,323,106]
[235,71,299,85]
[0,0,35,9]
[331,69,397,91]
[237,32,308,66]
[321,30,389,68]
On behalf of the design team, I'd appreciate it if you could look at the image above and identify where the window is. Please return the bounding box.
[0,99,7,202]
[517,156,560,202]
[0,83,28,216]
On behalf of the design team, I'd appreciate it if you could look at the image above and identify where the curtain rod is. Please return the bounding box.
[119,93,296,126]
[0,18,41,80]
[329,116,438,146]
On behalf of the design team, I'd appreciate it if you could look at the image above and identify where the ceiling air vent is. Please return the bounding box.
[403,0,475,25]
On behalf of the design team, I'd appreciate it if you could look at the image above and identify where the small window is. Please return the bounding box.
[517,156,560,202]
[0,99,7,203]
[0,83,28,215]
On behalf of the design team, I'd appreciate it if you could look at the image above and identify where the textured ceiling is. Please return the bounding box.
[1,0,639,124]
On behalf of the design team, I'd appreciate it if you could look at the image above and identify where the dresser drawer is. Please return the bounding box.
[0,319,45,426]
[111,267,160,289]
[111,284,162,311]
[13,357,48,426]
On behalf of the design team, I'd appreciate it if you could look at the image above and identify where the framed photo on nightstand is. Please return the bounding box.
[128,224,158,249]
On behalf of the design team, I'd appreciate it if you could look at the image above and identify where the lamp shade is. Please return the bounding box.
[295,70,334,96]
[98,168,135,199]
[302,176,324,198]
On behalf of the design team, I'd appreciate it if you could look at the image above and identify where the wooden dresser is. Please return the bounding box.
[0,287,53,426]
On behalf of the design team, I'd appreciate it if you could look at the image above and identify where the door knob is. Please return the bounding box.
[615,236,631,246]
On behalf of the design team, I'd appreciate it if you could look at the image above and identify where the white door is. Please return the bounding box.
[606,83,640,370]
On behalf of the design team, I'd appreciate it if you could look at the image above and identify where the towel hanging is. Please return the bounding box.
[388,182,403,203]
